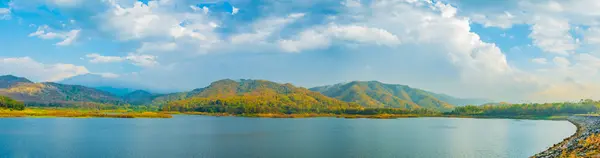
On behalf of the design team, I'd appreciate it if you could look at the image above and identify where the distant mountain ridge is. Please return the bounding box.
[310,81,455,111]
[59,74,150,96]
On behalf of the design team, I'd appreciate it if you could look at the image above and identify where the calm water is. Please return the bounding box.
[0,116,575,158]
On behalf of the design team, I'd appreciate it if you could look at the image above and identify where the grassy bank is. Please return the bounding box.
[0,108,172,118]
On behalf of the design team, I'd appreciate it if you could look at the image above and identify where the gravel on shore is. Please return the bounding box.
[533,116,600,158]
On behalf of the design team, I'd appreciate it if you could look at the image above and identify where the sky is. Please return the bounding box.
[1,0,600,103]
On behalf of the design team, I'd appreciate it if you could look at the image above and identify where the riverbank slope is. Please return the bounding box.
[533,116,600,158]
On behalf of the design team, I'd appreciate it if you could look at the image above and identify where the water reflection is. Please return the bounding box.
[0,116,575,158]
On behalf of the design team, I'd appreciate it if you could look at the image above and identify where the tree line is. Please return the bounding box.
[0,96,25,110]
[449,99,600,116]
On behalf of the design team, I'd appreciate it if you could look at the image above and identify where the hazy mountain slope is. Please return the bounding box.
[310,81,454,111]
[59,74,148,96]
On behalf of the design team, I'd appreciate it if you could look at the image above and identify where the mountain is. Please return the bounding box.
[310,81,454,111]
[59,74,145,96]
[160,79,361,112]
[0,75,124,105]
[0,75,33,89]
[123,90,156,105]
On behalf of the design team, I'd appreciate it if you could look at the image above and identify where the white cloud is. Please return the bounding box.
[29,25,80,46]
[532,58,548,64]
[327,25,400,46]
[470,12,517,29]
[232,6,239,15]
[529,17,576,55]
[101,1,220,55]
[93,72,120,78]
[553,56,571,68]
[278,24,400,52]
[582,27,600,45]
[85,53,158,67]
[279,29,331,53]
[230,13,306,44]
[86,53,125,63]
[0,57,89,82]
[0,8,10,20]
[125,53,158,67]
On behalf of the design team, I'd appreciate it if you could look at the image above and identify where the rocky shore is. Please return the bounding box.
[533,116,600,158]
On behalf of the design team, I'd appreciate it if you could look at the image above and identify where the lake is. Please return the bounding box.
[0,116,575,158]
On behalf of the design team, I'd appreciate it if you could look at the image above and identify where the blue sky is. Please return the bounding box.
[1,0,600,102]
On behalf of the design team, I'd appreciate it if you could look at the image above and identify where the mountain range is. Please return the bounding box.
[1,75,491,110]
[0,75,124,105]
[310,81,455,111]
[160,79,361,112]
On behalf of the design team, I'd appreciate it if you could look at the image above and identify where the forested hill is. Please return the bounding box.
[310,81,454,111]
[0,75,124,105]
[160,79,362,113]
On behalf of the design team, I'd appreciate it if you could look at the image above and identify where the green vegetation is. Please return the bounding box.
[448,100,600,118]
[0,96,25,110]
[161,79,443,117]
[310,81,454,111]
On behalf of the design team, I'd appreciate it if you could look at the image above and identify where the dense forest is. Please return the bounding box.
[162,94,441,115]
[449,99,600,116]
[0,96,25,110]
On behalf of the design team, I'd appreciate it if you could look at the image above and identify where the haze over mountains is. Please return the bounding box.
[1,75,492,110]
[59,74,147,96]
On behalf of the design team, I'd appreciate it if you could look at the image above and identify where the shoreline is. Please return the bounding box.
[533,116,600,158]
[0,109,172,118]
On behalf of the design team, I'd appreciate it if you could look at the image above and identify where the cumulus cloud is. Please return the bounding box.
[29,25,80,46]
[529,17,577,55]
[279,24,400,52]
[0,57,89,82]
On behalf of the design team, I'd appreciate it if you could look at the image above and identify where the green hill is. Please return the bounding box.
[310,81,454,111]
[160,79,361,113]
[0,76,124,106]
